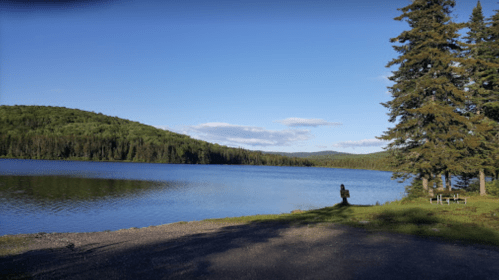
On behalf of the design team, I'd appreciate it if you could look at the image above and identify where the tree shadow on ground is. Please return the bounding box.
[2,204,499,279]
[276,203,499,247]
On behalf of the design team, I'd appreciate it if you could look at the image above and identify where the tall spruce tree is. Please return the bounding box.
[454,170,478,189]
[458,1,499,195]
[377,0,480,193]
[480,3,499,119]
[481,4,499,181]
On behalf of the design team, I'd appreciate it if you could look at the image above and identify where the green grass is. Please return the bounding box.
[0,235,35,257]
[203,192,499,247]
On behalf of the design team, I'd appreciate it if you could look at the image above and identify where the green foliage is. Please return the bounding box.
[466,179,481,194]
[0,105,315,167]
[260,150,350,158]
[307,151,392,171]
[433,189,467,198]
[403,178,425,201]
[454,171,479,189]
[375,0,499,195]
[486,180,499,197]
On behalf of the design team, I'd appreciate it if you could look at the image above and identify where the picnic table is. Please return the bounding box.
[430,193,467,205]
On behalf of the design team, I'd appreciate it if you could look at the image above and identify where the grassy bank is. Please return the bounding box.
[2,192,499,257]
[204,192,499,247]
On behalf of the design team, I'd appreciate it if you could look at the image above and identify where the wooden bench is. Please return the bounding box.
[430,193,467,205]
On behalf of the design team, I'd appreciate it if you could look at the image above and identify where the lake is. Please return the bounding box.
[0,159,412,236]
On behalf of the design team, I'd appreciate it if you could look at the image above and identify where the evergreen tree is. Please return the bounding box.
[458,1,499,195]
[482,3,499,182]
[377,0,478,193]
[455,171,478,189]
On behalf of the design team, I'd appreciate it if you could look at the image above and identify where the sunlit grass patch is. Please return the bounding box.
[0,235,33,257]
[349,196,499,246]
[203,194,499,247]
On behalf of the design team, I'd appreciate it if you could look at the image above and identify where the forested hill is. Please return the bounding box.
[306,151,392,171]
[0,105,315,167]
[256,150,351,158]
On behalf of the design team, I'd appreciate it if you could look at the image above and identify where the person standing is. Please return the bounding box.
[340,184,350,206]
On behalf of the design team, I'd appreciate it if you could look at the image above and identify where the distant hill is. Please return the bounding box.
[307,150,392,171]
[256,150,352,158]
[253,150,392,171]
[0,105,315,167]
[0,105,393,171]
[308,150,390,160]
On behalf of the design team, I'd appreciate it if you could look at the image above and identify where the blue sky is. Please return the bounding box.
[1,0,498,154]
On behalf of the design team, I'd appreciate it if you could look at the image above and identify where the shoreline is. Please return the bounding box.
[0,157,393,172]
[2,213,499,279]
[3,195,499,257]
[0,204,381,239]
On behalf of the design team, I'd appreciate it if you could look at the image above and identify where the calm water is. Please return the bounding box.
[0,159,411,236]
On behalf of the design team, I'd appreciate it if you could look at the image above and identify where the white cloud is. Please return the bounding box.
[163,122,313,147]
[274,118,341,127]
[315,145,327,149]
[332,138,390,149]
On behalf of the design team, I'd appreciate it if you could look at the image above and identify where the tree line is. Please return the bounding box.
[308,152,393,171]
[378,0,499,195]
[0,105,314,167]
[0,134,315,166]
[0,104,397,170]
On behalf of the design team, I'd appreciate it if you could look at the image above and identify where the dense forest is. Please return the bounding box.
[0,105,318,167]
[307,152,393,172]
[377,0,499,195]
[257,150,351,158]
[0,105,397,171]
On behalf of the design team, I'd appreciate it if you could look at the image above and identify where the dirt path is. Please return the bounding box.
[2,221,499,279]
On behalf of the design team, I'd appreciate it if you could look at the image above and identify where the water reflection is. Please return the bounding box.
[0,175,178,214]
[0,160,410,235]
